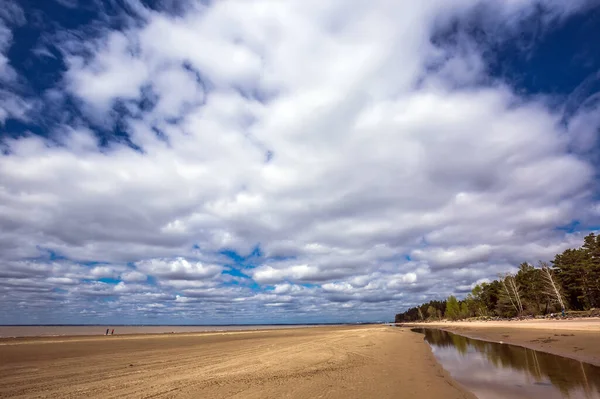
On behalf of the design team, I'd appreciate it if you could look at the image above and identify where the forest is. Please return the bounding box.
[395,233,600,322]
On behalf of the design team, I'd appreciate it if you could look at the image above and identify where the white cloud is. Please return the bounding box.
[0,2,33,124]
[136,257,223,280]
[65,31,151,112]
[120,270,148,282]
[251,264,348,284]
[412,245,493,269]
[0,0,598,323]
[90,265,122,278]
[0,22,13,75]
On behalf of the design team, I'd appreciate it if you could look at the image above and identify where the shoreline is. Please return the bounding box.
[0,329,290,346]
[0,324,366,345]
[400,318,600,366]
[0,323,353,339]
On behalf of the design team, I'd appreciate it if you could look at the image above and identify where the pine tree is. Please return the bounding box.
[427,306,437,320]
[515,262,546,314]
[459,302,470,319]
[582,233,600,307]
[445,295,460,320]
[554,247,594,309]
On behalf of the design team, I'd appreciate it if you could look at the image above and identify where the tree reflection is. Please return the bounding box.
[416,328,600,397]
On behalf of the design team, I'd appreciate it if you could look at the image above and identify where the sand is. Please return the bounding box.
[402,318,600,366]
[0,325,475,399]
[0,325,320,338]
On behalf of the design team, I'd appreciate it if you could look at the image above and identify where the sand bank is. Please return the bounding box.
[0,325,474,399]
[402,318,600,366]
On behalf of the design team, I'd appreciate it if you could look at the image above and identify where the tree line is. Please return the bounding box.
[395,233,600,322]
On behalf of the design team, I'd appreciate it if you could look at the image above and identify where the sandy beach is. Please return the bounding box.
[0,325,324,338]
[0,325,474,399]
[401,318,600,366]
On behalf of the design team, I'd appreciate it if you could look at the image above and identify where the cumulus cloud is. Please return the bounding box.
[120,270,148,282]
[136,258,223,280]
[0,0,599,323]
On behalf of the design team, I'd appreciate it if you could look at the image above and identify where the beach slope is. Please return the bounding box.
[0,325,473,399]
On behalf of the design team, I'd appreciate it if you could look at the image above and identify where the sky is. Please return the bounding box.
[1,0,599,325]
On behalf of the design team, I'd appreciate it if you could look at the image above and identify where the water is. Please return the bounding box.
[412,328,600,399]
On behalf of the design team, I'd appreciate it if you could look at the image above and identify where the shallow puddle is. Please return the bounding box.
[412,328,600,399]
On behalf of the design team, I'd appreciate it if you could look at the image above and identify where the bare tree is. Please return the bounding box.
[500,273,523,315]
[508,275,524,315]
[500,273,518,314]
[539,261,566,313]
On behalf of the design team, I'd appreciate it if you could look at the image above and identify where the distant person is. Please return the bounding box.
[106,328,109,335]
[111,329,114,335]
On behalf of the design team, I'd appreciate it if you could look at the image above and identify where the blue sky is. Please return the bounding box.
[1,0,599,325]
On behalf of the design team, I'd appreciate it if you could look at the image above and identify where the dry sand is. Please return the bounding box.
[0,325,475,399]
[0,325,318,338]
[402,318,600,366]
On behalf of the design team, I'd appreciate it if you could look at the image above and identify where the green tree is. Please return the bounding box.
[459,301,470,319]
[394,300,447,322]
[445,295,460,320]
[515,262,546,315]
[395,232,600,320]
[427,305,437,320]
[554,247,595,309]
[467,283,494,316]
[478,281,501,316]
[582,233,600,306]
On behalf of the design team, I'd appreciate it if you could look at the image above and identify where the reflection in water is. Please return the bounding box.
[413,328,600,399]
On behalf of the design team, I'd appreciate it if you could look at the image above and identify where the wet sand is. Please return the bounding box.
[0,325,475,399]
[402,318,600,366]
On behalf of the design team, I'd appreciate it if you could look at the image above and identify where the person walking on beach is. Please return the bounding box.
[111,329,114,335]
[106,328,109,335]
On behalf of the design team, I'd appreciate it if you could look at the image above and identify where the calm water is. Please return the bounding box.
[413,328,600,399]
[0,324,325,338]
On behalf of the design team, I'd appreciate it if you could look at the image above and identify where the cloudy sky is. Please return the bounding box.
[1,0,599,324]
